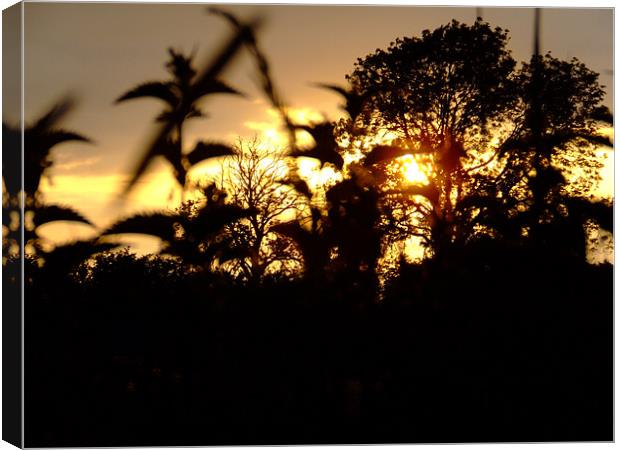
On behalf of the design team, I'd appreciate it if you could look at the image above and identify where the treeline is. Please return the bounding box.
[3,10,613,446]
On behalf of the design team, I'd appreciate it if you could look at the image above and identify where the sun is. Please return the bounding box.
[398,154,429,184]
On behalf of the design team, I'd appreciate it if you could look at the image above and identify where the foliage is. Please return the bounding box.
[116,14,260,196]
[16,11,614,446]
[103,183,255,270]
[345,19,612,261]
[218,139,304,282]
[116,49,241,191]
[347,19,517,152]
[2,98,112,269]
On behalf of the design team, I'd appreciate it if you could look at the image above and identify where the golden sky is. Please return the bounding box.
[6,3,614,250]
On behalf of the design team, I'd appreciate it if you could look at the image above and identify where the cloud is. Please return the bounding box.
[52,156,102,172]
[242,106,326,148]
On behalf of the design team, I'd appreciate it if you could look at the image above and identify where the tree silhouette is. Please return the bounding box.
[3,98,91,200]
[116,49,241,193]
[270,206,329,281]
[348,19,517,154]
[2,98,112,268]
[19,10,614,447]
[345,19,611,261]
[102,183,255,270]
[345,20,518,257]
[116,15,261,198]
[218,139,303,282]
[457,30,613,259]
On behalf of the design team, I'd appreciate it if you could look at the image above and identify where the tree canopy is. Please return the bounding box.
[347,19,518,154]
[346,19,612,260]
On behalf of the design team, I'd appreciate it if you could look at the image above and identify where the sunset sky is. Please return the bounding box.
[7,3,614,250]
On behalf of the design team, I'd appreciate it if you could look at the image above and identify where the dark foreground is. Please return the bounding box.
[19,243,612,447]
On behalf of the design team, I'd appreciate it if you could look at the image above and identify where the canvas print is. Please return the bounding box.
[2,2,614,447]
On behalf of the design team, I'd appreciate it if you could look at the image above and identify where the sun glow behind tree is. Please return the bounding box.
[28,13,613,270]
[36,117,613,262]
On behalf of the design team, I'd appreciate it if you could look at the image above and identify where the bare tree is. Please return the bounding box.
[218,138,304,282]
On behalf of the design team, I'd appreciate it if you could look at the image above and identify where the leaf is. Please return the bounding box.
[120,18,259,198]
[289,122,344,170]
[32,204,93,228]
[312,82,368,121]
[2,123,21,197]
[164,239,206,265]
[271,222,316,262]
[31,97,75,133]
[185,141,235,166]
[209,8,297,150]
[193,79,244,99]
[501,129,614,155]
[24,129,92,196]
[37,129,92,152]
[279,177,312,199]
[42,239,117,269]
[567,198,613,232]
[497,134,531,155]
[214,240,253,264]
[103,212,180,242]
[363,145,411,166]
[185,107,208,121]
[191,204,255,239]
[589,106,613,125]
[578,133,613,148]
[401,183,440,205]
[116,81,177,106]
[271,221,311,244]
[191,13,259,104]
[207,7,243,28]
[271,221,329,274]
[544,131,613,149]
[121,125,175,197]
[314,82,349,98]
[1,97,91,199]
